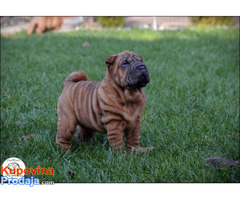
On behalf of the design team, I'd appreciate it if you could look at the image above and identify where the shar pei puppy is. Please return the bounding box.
[56,50,152,152]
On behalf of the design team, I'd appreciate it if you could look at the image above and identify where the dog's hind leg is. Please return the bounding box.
[56,103,77,150]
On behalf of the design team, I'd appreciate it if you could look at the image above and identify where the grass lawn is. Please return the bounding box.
[1,27,239,183]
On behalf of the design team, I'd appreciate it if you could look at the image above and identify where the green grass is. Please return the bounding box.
[1,27,239,183]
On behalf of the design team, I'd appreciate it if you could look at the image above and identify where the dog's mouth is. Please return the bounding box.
[125,78,148,90]
[126,83,147,90]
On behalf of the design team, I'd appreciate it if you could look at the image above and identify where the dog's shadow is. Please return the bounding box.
[71,132,108,153]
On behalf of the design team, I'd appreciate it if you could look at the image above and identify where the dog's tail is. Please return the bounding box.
[64,71,88,86]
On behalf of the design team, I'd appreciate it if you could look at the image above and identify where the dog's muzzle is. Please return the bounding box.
[133,62,150,83]
[126,62,150,90]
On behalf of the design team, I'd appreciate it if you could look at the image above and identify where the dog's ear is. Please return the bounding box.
[105,54,117,67]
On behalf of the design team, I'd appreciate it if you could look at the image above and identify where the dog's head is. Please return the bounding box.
[105,51,150,90]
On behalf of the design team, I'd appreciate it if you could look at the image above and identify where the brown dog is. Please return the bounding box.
[56,51,150,151]
[27,17,63,35]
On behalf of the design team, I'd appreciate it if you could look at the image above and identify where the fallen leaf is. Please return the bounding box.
[204,157,238,170]
[34,105,40,109]
[15,121,24,126]
[68,171,76,175]
[23,134,37,142]
[82,41,90,47]
[68,171,76,179]
[3,91,11,97]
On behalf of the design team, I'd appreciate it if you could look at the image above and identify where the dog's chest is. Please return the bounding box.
[121,102,144,125]
[121,90,146,124]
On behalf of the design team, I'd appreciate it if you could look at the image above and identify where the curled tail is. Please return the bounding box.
[64,71,88,86]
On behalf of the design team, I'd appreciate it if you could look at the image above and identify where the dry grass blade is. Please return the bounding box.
[23,134,37,142]
[131,146,154,153]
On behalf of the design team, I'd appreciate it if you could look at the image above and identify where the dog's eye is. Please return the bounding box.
[122,60,129,67]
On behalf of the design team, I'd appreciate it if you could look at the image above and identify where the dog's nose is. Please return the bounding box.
[133,62,147,72]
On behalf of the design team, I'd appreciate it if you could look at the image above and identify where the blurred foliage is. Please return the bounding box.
[97,17,125,28]
[192,17,233,26]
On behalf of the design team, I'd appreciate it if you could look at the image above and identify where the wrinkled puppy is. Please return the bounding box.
[56,51,151,152]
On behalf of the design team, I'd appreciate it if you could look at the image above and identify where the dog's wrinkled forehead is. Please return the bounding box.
[118,51,143,63]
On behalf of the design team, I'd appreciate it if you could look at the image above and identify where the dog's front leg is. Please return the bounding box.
[105,120,124,150]
[125,117,154,153]
[125,117,141,149]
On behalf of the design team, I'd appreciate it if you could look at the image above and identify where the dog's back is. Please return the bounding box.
[59,71,104,133]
